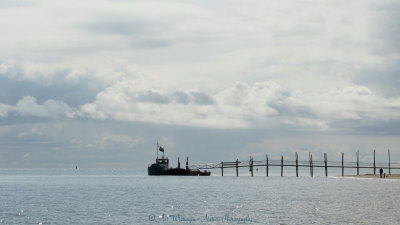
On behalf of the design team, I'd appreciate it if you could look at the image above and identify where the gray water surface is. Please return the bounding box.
[0,169,399,224]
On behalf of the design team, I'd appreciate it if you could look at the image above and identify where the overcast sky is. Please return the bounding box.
[0,0,399,169]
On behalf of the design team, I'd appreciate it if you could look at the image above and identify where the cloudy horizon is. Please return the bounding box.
[0,0,399,169]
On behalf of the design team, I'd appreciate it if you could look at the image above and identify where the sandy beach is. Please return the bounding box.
[344,174,400,179]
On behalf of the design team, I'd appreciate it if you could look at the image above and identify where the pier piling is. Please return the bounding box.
[295,152,299,177]
[324,153,328,177]
[309,152,313,177]
[356,150,359,175]
[373,150,376,175]
[342,152,344,176]
[388,149,391,175]
[236,159,239,176]
[221,161,224,176]
[266,154,269,177]
[250,156,254,177]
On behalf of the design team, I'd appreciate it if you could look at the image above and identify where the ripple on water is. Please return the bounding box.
[0,170,399,224]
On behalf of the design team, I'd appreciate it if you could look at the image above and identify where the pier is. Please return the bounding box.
[190,149,400,177]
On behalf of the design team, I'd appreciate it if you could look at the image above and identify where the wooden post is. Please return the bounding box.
[388,149,391,175]
[373,149,376,175]
[250,156,253,177]
[309,152,313,177]
[221,161,224,176]
[266,154,269,177]
[295,152,299,177]
[324,153,328,177]
[281,155,283,177]
[341,152,344,177]
[356,150,359,175]
[236,159,239,177]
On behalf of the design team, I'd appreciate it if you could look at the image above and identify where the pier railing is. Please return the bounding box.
[190,150,399,177]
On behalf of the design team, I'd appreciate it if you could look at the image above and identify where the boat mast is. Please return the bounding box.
[156,141,159,159]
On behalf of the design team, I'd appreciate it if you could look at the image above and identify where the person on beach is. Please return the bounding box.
[380,168,383,178]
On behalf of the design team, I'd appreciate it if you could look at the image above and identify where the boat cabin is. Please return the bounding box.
[156,157,169,165]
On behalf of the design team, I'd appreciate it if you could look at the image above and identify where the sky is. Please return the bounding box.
[0,0,399,169]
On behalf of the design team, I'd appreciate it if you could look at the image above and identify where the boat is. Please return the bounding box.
[147,143,211,176]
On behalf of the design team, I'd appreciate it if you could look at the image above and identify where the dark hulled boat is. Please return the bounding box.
[147,144,210,176]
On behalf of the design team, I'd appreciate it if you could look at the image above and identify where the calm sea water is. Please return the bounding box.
[0,168,399,225]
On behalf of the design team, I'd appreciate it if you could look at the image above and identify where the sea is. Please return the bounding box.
[0,168,399,225]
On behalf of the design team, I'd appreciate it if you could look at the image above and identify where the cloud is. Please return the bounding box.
[135,90,171,104]
[371,1,400,53]
[79,78,237,128]
[84,19,157,36]
[72,70,400,132]
[0,61,110,106]
[352,60,400,97]
[172,91,190,105]
[1,0,400,168]
[0,103,11,117]
[0,96,75,119]
[1,58,399,133]
[0,120,148,168]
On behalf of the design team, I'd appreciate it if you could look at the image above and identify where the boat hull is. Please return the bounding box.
[147,163,168,176]
[148,165,210,176]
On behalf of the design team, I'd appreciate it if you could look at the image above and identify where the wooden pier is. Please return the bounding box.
[191,150,399,177]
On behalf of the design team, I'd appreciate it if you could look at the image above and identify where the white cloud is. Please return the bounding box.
[0,96,76,118]
[1,0,400,167]
[0,0,398,97]
[76,70,400,130]
[1,58,400,131]
[0,103,10,117]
